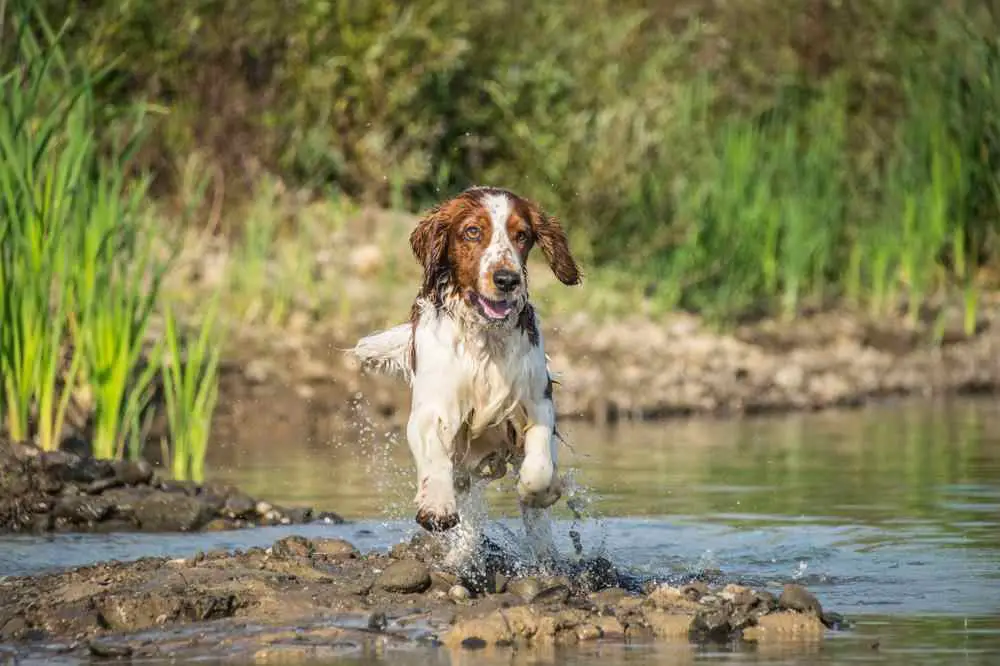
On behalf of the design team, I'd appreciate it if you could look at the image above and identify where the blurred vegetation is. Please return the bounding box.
[0,1,221,479]
[9,0,1000,323]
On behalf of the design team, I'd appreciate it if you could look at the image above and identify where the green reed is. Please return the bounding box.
[0,1,217,465]
[160,300,221,482]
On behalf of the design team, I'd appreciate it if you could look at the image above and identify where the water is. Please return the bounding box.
[3,397,1000,664]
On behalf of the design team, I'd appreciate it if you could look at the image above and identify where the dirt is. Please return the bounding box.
[0,533,846,662]
[0,440,343,535]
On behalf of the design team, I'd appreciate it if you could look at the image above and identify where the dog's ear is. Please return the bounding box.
[527,205,582,286]
[409,205,451,295]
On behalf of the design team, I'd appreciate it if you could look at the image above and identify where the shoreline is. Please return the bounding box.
[219,303,1000,430]
[0,532,842,661]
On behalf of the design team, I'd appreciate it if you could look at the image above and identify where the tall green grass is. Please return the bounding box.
[0,2,222,479]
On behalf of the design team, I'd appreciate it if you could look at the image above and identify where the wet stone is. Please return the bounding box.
[779,583,823,617]
[311,538,358,559]
[223,493,256,519]
[272,535,313,558]
[53,495,114,523]
[506,577,542,602]
[134,492,211,532]
[376,560,432,593]
[85,477,123,494]
[531,584,571,606]
[113,459,154,486]
[284,506,314,523]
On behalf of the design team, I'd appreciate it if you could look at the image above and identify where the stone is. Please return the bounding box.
[272,535,313,558]
[376,560,432,594]
[222,493,256,519]
[448,585,472,602]
[311,538,358,559]
[53,495,114,523]
[113,460,154,486]
[778,584,823,616]
[506,577,542,602]
[642,609,696,638]
[133,492,211,532]
[531,584,571,605]
[742,611,826,641]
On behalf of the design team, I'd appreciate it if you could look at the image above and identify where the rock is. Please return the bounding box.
[255,501,273,516]
[642,609,695,638]
[721,583,756,608]
[100,487,153,518]
[284,506,314,523]
[314,511,346,524]
[531,584,570,605]
[680,581,709,601]
[113,460,154,486]
[0,616,27,640]
[448,585,471,602]
[778,584,823,616]
[506,577,542,602]
[376,560,432,594]
[272,535,313,558]
[159,479,200,496]
[311,538,358,559]
[134,492,211,532]
[85,477,123,494]
[88,640,134,658]
[222,493,256,519]
[647,585,702,612]
[53,495,114,523]
[742,611,826,641]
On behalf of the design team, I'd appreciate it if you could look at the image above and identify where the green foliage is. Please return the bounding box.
[0,1,222,475]
[21,0,1000,321]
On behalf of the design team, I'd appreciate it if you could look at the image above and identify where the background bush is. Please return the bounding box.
[17,0,1000,320]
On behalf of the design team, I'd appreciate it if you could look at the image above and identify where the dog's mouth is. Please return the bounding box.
[469,292,515,321]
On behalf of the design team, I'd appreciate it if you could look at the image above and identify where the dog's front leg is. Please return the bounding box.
[407,405,461,532]
[517,397,562,509]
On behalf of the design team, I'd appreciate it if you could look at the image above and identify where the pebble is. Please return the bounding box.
[375,560,432,594]
[448,585,471,602]
[779,583,823,616]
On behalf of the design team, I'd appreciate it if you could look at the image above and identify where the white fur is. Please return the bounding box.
[350,297,563,568]
[349,323,412,383]
[479,193,520,292]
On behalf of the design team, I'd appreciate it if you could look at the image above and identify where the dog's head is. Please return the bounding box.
[409,186,581,326]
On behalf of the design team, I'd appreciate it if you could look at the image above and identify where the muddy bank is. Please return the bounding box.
[0,533,845,662]
[0,440,343,535]
[217,305,1000,434]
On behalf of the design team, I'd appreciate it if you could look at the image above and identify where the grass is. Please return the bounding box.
[0,2,222,481]
[161,298,222,482]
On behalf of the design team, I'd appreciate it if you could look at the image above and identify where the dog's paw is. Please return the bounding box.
[517,477,562,509]
[415,507,460,532]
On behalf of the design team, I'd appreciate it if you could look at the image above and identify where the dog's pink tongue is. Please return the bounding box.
[481,298,511,319]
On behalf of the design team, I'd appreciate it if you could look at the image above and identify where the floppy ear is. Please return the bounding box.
[527,206,582,286]
[409,206,451,296]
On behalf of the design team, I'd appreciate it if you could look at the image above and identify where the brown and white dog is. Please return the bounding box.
[350,186,581,564]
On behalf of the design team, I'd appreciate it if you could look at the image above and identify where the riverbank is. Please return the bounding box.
[0,532,842,662]
[212,298,1000,436]
[0,440,343,535]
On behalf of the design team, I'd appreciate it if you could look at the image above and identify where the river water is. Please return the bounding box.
[2,398,999,664]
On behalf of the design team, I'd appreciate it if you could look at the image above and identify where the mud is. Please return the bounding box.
[0,533,845,662]
[0,440,342,535]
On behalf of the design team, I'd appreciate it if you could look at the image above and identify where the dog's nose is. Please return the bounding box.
[492,269,521,292]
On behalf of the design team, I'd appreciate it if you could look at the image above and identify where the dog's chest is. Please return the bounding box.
[459,337,532,433]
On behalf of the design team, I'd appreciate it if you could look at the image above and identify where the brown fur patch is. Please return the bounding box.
[517,303,540,346]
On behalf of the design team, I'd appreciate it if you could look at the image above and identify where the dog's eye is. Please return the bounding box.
[463,226,482,241]
[514,231,529,245]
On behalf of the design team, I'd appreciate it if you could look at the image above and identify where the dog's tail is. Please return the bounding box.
[348,323,413,384]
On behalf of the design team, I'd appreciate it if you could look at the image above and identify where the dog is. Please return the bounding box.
[349,186,581,566]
